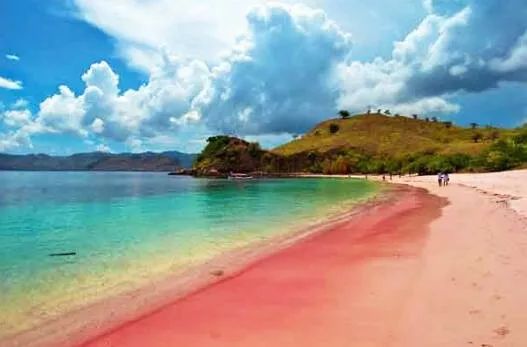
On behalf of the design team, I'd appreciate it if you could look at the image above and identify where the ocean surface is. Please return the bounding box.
[0,172,378,336]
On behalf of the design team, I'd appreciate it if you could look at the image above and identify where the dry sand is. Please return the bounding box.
[393,171,527,346]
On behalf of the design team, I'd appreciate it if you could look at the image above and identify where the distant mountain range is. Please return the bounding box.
[0,151,197,171]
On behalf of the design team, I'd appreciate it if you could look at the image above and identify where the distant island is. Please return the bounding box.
[0,151,196,171]
[194,112,527,176]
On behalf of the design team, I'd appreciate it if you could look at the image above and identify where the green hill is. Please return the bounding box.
[195,113,527,175]
[272,113,527,174]
[194,136,275,176]
[274,114,511,157]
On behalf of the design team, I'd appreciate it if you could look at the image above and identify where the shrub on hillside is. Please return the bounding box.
[329,123,340,134]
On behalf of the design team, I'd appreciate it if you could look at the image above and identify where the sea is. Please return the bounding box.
[0,171,378,336]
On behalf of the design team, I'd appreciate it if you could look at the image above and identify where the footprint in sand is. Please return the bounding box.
[494,326,510,337]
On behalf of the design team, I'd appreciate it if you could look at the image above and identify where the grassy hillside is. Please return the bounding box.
[195,113,527,175]
[274,113,513,157]
[272,113,527,174]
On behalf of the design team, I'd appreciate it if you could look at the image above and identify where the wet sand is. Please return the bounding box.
[79,185,443,347]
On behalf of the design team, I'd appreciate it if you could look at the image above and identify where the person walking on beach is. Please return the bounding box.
[438,172,443,187]
[444,172,450,186]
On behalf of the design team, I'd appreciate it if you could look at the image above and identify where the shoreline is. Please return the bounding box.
[6,171,527,346]
[2,182,390,347]
[78,183,443,347]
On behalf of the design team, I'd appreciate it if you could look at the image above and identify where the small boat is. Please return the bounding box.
[228,172,254,180]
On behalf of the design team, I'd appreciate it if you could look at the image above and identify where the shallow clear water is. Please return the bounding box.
[0,172,378,335]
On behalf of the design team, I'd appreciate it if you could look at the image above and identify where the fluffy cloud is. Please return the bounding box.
[0,56,209,152]
[337,0,527,114]
[2,109,32,128]
[2,0,527,153]
[95,143,111,152]
[38,85,86,135]
[0,131,32,152]
[71,0,276,71]
[199,3,352,135]
[405,0,527,95]
[0,76,23,90]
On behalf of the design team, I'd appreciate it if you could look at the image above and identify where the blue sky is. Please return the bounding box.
[1,0,526,154]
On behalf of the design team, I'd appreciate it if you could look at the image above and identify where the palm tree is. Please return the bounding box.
[338,110,351,119]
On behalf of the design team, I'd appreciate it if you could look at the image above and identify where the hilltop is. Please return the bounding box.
[195,113,527,175]
[274,113,511,157]
[271,113,526,174]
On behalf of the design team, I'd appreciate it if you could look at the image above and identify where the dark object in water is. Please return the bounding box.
[168,169,194,176]
[49,252,76,257]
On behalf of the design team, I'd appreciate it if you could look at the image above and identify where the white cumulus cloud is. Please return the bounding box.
[2,0,527,153]
[199,3,352,135]
[95,143,111,152]
[0,76,23,90]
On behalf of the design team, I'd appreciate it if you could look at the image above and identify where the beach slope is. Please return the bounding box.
[80,186,445,347]
[8,171,527,347]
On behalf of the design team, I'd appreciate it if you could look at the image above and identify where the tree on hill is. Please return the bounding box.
[470,122,479,129]
[377,109,382,114]
[425,117,430,122]
[412,114,419,120]
[431,117,438,122]
[443,121,453,128]
[338,110,351,119]
[384,109,391,115]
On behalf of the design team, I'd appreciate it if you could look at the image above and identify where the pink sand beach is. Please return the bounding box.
[5,171,527,347]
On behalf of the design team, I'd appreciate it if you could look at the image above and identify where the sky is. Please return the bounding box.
[1,0,526,155]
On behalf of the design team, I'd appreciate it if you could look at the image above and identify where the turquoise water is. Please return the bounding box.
[0,172,378,335]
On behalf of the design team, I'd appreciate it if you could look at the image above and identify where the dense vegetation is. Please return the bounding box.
[195,113,527,176]
[194,136,275,175]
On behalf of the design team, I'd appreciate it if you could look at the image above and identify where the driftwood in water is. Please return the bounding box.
[49,252,76,257]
